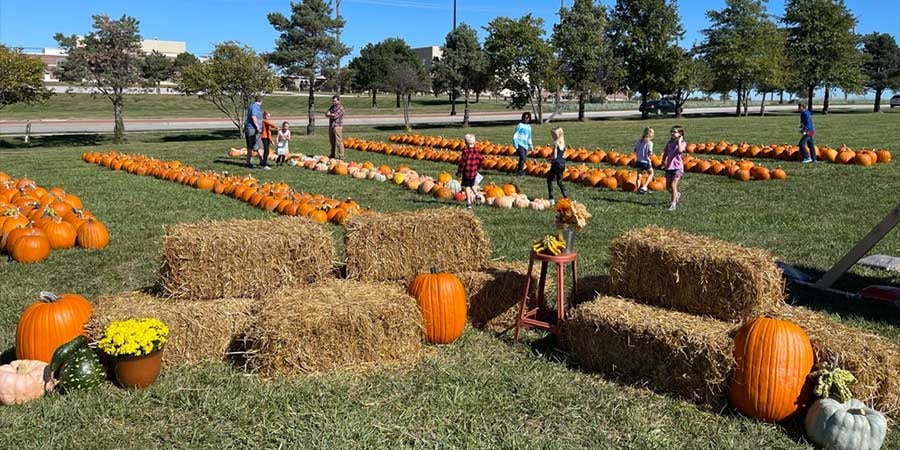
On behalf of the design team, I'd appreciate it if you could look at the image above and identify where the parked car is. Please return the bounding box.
[890,94,900,108]
[639,98,677,115]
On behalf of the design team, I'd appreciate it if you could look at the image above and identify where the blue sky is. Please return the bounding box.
[1,0,895,58]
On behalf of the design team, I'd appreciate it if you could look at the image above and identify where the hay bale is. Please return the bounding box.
[344,208,490,282]
[160,216,335,300]
[242,280,423,376]
[457,260,536,332]
[607,226,783,322]
[86,292,256,366]
[773,305,900,418]
[565,295,734,410]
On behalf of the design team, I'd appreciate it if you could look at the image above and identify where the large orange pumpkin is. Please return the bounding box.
[16,292,92,363]
[407,267,467,344]
[729,317,814,422]
[76,218,109,249]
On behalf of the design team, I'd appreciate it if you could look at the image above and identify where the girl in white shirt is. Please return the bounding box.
[276,122,291,166]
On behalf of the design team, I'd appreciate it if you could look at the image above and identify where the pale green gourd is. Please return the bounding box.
[805,398,887,450]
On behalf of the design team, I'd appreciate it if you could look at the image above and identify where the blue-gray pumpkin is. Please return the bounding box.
[805,398,887,450]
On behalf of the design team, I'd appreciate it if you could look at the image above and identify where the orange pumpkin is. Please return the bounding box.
[41,217,77,249]
[16,292,92,363]
[729,317,814,422]
[76,218,109,250]
[9,234,50,263]
[407,267,467,344]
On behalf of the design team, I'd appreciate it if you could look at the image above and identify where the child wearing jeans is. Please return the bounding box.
[660,125,686,211]
[547,127,568,204]
[275,122,291,166]
[634,127,655,193]
[259,111,278,170]
[456,134,484,209]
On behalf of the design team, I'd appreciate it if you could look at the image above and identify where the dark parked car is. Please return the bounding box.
[639,98,677,115]
[890,94,900,108]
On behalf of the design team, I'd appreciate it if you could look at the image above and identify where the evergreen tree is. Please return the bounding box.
[141,50,174,94]
[860,32,900,112]
[267,0,349,134]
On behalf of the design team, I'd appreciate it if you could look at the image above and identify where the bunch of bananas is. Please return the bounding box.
[532,233,567,256]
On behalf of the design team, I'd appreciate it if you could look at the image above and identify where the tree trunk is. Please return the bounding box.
[475,91,480,103]
[779,90,784,104]
[640,90,649,119]
[403,95,411,131]
[874,88,883,112]
[536,90,543,123]
[307,82,316,135]
[463,92,470,127]
[112,96,125,143]
[450,92,457,116]
[156,82,161,95]
[395,92,400,108]
[807,85,814,112]
[578,92,585,121]
[735,83,742,116]
[823,86,830,114]
[759,91,766,116]
[371,90,377,108]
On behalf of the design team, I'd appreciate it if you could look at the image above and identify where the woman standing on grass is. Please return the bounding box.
[513,112,533,176]
[547,127,568,204]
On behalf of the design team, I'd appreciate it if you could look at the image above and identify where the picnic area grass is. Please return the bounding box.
[0,110,898,449]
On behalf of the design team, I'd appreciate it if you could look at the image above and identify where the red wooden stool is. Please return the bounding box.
[514,251,578,342]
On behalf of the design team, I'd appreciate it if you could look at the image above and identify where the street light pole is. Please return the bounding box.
[335,0,343,95]
[453,0,457,30]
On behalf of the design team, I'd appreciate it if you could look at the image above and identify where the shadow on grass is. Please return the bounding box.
[0,134,103,149]
[159,129,240,143]
[0,347,15,365]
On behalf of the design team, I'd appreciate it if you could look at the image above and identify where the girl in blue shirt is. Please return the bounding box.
[512,112,533,176]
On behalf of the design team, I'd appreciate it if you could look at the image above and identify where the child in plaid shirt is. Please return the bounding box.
[456,133,484,209]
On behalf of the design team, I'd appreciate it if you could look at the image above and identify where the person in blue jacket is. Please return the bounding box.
[512,112,533,176]
[798,102,817,163]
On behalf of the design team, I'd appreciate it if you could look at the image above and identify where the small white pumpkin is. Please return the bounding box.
[0,360,56,405]
[495,196,515,209]
[352,169,368,179]
[418,179,435,194]
[366,170,378,180]
[373,173,387,182]
[514,197,530,209]
[529,200,545,211]
[447,179,462,195]
[805,398,887,450]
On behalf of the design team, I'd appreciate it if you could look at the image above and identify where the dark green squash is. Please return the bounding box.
[50,336,106,392]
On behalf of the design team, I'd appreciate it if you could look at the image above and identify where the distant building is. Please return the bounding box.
[24,39,188,82]
[412,46,442,71]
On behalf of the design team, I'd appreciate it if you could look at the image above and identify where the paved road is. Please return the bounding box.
[0,103,877,135]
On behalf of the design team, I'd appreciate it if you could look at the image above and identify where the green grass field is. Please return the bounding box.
[0,93,522,121]
[0,111,898,449]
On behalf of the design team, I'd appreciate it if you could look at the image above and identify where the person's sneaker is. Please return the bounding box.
[263,166,272,170]
[801,158,813,163]
[668,203,677,211]
[549,199,555,206]
[466,204,473,209]
[639,187,648,194]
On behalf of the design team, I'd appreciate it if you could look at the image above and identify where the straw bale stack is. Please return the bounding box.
[159,216,335,300]
[242,280,423,376]
[344,208,490,282]
[608,226,783,322]
[86,291,256,366]
[772,305,900,418]
[566,295,735,410]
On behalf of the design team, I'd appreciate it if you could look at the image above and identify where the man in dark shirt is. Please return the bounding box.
[325,95,345,160]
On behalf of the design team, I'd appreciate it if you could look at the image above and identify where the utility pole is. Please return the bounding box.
[453,0,458,30]
[335,0,342,95]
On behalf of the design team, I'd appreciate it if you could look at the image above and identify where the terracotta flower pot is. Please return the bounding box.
[113,349,163,389]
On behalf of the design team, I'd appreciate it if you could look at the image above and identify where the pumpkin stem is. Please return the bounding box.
[846,408,866,415]
[430,265,440,274]
[39,291,59,303]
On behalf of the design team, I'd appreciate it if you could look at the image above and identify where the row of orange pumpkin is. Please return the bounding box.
[289,152,557,210]
[81,152,367,225]
[0,173,108,263]
[389,133,891,166]
[344,138,785,188]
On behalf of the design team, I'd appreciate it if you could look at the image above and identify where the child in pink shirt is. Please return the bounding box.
[660,125,686,210]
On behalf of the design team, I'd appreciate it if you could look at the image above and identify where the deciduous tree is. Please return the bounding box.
[0,45,51,111]
[177,42,277,135]
[432,24,489,127]
[608,0,684,119]
[54,14,143,142]
[485,14,554,122]
[552,0,613,121]
[141,50,174,94]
